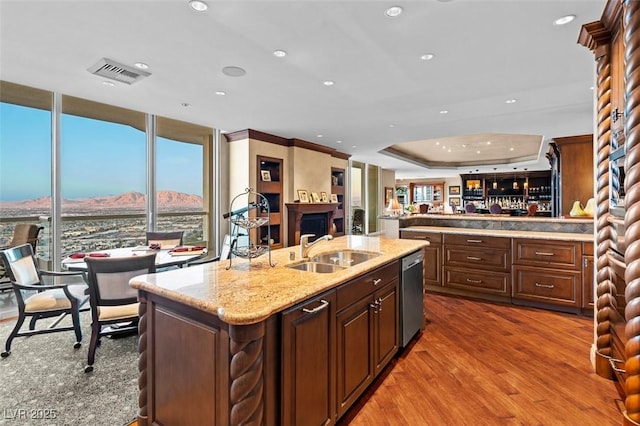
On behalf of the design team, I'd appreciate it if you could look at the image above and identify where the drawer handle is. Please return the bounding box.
[301,299,329,314]
[466,278,482,284]
[535,251,555,256]
[466,239,483,243]
[609,357,626,374]
[373,278,382,286]
[466,256,482,261]
[535,282,555,289]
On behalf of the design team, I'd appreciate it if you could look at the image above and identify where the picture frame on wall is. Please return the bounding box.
[330,194,338,203]
[311,192,321,203]
[450,197,461,206]
[297,189,309,203]
[384,186,394,205]
[320,192,329,202]
[449,185,460,195]
[261,170,271,181]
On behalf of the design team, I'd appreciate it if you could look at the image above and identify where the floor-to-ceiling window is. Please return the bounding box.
[0,81,213,265]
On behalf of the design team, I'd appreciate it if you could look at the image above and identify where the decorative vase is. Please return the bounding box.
[569,200,586,217]
[583,198,596,217]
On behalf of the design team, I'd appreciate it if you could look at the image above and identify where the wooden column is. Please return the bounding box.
[623,0,640,423]
[137,294,149,425]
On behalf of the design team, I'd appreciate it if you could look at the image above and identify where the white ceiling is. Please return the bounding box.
[0,0,602,179]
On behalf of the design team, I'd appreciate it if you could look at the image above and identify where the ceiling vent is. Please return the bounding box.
[87,58,150,85]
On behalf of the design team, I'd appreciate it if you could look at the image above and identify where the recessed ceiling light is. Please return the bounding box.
[273,50,287,58]
[102,81,115,87]
[486,141,491,145]
[351,145,357,148]
[189,1,208,12]
[505,99,517,104]
[439,110,449,114]
[553,14,576,26]
[215,91,226,96]
[420,53,435,61]
[336,140,342,144]
[134,62,149,70]
[448,149,451,153]
[385,6,403,18]
[476,150,481,154]
[442,146,446,149]
[389,124,395,128]
[323,80,335,86]
[590,86,595,90]
[317,134,323,138]
[435,141,440,145]
[462,144,467,148]
[181,103,190,107]
[509,147,515,151]
[222,66,246,77]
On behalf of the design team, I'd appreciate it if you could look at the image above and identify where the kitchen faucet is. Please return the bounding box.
[300,234,333,258]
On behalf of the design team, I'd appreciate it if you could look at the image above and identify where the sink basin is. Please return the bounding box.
[311,250,381,267]
[286,261,347,273]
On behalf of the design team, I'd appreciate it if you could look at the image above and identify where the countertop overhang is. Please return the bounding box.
[401,225,593,242]
[130,235,427,325]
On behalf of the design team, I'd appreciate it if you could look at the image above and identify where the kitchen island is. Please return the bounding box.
[130,235,427,426]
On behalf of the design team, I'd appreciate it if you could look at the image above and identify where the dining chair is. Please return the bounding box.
[0,243,88,358]
[83,253,156,372]
[0,224,44,291]
[145,231,184,249]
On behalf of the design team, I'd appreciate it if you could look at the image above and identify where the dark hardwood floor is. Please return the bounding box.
[339,294,622,426]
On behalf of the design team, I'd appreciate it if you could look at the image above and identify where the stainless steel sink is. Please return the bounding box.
[310,250,381,267]
[286,261,347,273]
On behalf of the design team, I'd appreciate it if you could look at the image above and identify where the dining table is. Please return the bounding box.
[61,245,207,271]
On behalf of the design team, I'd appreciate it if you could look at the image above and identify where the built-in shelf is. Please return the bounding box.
[256,155,283,249]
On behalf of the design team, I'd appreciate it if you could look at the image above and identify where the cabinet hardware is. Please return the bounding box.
[466,239,483,243]
[301,299,329,314]
[609,357,626,374]
[377,297,383,313]
[466,278,482,284]
[535,282,555,289]
[372,278,382,286]
[369,299,381,313]
[583,258,588,267]
[466,256,482,261]
[535,251,555,256]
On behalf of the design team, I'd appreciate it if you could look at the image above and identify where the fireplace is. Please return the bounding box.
[300,213,329,242]
[285,203,338,246]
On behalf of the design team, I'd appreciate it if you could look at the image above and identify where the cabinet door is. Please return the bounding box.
[373,281,399,375]
[582,255,594,310]
[425,245,441,286]
[282,291,336,426]
[336,296,374,418]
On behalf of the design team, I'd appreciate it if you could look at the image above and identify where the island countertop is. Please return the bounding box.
[130,235,427,325]
[401,226,593,242]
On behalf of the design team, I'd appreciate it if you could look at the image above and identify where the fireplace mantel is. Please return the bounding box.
[286,203,338,246]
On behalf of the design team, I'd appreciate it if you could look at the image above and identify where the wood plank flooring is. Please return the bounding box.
[338,294,622,426]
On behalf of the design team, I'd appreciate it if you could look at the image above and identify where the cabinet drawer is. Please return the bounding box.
[443,266,509,296]
[443,233,510,249]
[400,230,442,244]
[513,266,580,307]
[513,239,581,269]
[444,246,509,271]
[337,261,399,312]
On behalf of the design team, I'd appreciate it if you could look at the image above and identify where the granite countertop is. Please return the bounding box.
[401,225,593,242]
[130,235,427,325]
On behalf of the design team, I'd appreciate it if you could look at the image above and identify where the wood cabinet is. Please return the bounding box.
[512,239,582,311]
[281,290,336,426]
[335,261,399,418]
[256,155,284,248]
[400,230,441,287]
[331,168,345,236]
[443,234,511,298]
[547,135,594,217]
[582,242,594,312]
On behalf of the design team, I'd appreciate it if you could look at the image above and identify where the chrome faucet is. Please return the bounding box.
[300,234,333,258]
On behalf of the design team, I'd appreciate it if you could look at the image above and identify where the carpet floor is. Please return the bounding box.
[0,311,138,425]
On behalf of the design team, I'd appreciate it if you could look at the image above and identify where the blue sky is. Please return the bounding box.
[0,103,203,201]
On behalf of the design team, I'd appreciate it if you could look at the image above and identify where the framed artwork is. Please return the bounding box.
[320,191,329,202]
[330,193,338,203]
[384,187,394,205]
[450,197,461,206]
[311,192,321,203]
[449,185,461,195]
[260,170,271,181]
[297,189,309,203]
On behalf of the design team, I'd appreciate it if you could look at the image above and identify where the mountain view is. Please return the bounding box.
[0,190,203,214]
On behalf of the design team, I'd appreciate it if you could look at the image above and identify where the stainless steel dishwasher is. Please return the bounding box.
[400,250,424,347]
